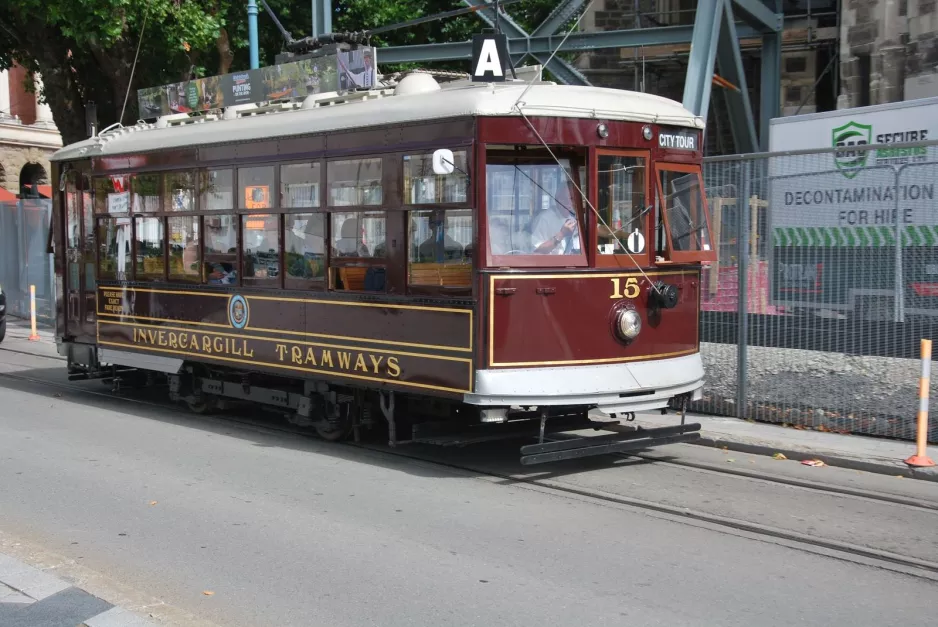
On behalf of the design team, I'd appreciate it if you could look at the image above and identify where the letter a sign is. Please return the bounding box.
[471,34,509,82]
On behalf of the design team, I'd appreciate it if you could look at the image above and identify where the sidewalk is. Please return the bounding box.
[4,317,937,481]
[634,411,938,482]
[0,318,61,360]
[0,551,157,627]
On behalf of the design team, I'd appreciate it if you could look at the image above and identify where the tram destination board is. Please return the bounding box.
[96,286,473,395]
[137,48,377,118]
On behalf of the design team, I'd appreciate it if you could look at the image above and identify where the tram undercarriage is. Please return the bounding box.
[64,352,702,465]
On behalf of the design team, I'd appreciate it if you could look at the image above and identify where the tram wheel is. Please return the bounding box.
[315,418,352,442]
[186,397,217,415]
[314,404,354,442]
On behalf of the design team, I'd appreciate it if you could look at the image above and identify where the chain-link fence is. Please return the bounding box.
[698,140,938,443]
[0,199,55,325]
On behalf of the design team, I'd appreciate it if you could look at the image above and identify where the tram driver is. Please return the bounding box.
[529,181,580,255]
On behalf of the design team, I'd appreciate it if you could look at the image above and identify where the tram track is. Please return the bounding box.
[1,366,938,583]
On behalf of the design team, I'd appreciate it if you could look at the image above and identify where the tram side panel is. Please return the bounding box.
[94,284,476,398]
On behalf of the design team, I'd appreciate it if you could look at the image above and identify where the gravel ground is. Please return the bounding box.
[698,342,938,441]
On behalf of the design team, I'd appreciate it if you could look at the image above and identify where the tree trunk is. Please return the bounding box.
[217,27,234,76]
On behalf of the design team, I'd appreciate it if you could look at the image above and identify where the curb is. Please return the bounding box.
[686,433,938,483]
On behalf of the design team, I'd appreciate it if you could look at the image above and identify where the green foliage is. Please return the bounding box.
[0,0,573,144]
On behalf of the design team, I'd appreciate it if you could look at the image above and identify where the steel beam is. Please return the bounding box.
[759,0,782,150]
[379,23,760,64]
[530,0,588,37]
[459,0,589,86]
[731,0,782,32]
[682,0,723,125]
[716,1,758,153]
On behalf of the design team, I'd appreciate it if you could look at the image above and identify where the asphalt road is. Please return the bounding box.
[1,350,938,626]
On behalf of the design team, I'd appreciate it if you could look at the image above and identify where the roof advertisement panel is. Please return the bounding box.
[137,47,377,118]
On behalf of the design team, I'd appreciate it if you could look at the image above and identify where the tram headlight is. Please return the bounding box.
[616,309,642,341]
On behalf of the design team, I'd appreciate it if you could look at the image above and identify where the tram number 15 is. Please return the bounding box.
[609,277,640,300]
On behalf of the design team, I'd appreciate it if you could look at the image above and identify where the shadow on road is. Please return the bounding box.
[0,366,669,483]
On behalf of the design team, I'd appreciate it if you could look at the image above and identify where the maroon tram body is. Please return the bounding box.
[50,75,716,463]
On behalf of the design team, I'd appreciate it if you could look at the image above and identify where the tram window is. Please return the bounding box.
[132,173,161,213]
[403,151,468,205]
[408,209,472,287]
[201,169,233,210]
[97,217,132,281]
[657,167,715,262]
[134,216,165,280]
[168,215,201,282]
[66,176,80,249]
[285,213,326,287]
[331,211,386,258]
[165,171,196,212]
[281,163,321,208]
[242,214,280,285]
[485,159,584,257]
[93,176,130,215]
[239,166,275,209]
[82,174,94,249]
[328,158,382,207]
[203,214,238,285]
[597,154,646,256]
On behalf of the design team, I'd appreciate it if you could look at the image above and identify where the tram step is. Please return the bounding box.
[412,414,592,447]
[519,424,702,465]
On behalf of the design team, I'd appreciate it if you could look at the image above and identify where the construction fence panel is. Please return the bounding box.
[0,200,55,325]
[698,141,938,443]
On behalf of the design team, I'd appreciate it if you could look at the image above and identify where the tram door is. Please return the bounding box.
[63,174,96,342]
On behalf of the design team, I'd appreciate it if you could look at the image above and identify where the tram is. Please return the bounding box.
[49,43,715,464]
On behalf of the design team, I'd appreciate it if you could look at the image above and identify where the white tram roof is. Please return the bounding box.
[51,75,704,163]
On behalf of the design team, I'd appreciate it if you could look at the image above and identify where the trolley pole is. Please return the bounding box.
[28,284,40,341]
[248,0,259,69]
[906,339,936,467]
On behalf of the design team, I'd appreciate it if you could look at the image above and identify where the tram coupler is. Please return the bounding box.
[519,422,701,466]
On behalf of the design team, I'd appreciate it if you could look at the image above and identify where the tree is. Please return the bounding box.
[0,0,567,146]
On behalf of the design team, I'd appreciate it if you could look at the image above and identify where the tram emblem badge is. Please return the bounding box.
[228,294,250,329]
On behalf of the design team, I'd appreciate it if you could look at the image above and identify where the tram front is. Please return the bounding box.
[466,104,716,463]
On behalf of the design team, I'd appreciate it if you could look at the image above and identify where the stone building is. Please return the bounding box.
[0,63,62,201]
[575,1,841,153]
[839,0,938,108]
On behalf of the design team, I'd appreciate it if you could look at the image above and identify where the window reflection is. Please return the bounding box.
[132,174,161,212]
[169,215,200,281]
[242,214,280,284]
[486,158,583,256]
[66,177,80,249]
[134,216,164,280]
[166,171,196,212]
[204,214,238,285]
[94,176,129,214]
[328,158,382,206]
[404,151,468,204]
[285,213,326,285]
[408,209,472,287]
[239,166,275,209]
[201,169,233,210]
[659,169,713,255]
[597,155,646,255]
[98,218,132,281]
[281,163,321,208]
[331,211,386,258]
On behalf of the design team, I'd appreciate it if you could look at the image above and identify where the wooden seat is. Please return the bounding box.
[409,263,472,287]
[337,266,367,291]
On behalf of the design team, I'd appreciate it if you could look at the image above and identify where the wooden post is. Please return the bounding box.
[708,197,734,298]
[748,195,769,312]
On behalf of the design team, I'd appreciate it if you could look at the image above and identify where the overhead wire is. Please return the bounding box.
[510,0,664,293]
[119,2,151,126]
